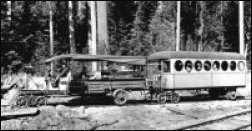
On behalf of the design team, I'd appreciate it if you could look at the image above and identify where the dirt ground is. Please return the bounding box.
[1,72,251,130]
[82,99,251,130]
[1,105,100,130]
[1,94,251,130]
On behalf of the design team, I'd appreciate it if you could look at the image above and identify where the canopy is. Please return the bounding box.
[44,54,146,65]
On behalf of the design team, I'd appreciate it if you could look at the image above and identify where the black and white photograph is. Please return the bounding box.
[1,1,251,130]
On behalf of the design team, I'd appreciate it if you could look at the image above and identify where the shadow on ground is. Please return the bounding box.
[48,94,250,108]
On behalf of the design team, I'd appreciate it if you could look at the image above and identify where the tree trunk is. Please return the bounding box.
[89,1,97,72]
[176,1,181,51]
[239,1,245,55]
[77,1,84,20]
[86,1,92,54]
[171,22,176,51]
[157,1,163,12]
[7,1,11,22]
[68,1,76,54]
[220,1,225,52]
[96,1,109,55]
[48,1,54,75]
[198,1,205,51]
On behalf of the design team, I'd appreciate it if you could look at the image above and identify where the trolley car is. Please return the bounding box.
[146,51,247,103]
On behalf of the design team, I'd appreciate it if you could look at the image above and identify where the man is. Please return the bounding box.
[56,64,69,80]
[45,65,52,89]
[80,66,88,79]
[51,64,70,87]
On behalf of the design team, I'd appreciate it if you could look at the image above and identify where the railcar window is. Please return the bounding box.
[238,61,245,71]
[163,61,170,72]
[230,61,236,71]
[221,61,229,71]
[212,61,220,71]
[175,60,183,72]
[185,60,193,72]
[195,61,202,71]
[204,61,211,71]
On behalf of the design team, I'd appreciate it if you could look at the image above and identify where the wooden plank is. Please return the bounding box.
[1,108,39,118]
[157,109,251,130]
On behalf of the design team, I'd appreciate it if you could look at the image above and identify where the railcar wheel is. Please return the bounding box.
[226,91,237,100]
[171,93,180,103]
[157,92,167,104]
[27,95,37,106]
[35,96,47,107]
[113,89,128,106]
[145,91,155,101]
[16,96,28,108]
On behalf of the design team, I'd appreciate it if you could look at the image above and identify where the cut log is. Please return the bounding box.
[1,108,39,118]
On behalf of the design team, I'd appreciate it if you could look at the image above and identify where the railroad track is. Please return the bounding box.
[166,109,251,130]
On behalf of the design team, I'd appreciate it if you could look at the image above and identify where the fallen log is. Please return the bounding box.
[1,108,39,118]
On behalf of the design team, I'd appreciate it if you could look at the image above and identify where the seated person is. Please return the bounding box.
[80,66,88,79]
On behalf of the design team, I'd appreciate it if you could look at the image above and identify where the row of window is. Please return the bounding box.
[175,60,245,72]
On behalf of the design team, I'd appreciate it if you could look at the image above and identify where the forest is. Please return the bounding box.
[1,1,251,75]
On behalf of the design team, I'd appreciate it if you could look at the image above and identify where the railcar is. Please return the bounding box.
[146,51,247,103]
[15,54,147,106]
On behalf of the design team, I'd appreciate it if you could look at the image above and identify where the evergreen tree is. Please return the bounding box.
[147,1,177,53]
[127,1,157,56]
[244,1,251,68]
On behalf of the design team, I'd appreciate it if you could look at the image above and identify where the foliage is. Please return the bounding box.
[1,1,251,74]
[146,1,177,53]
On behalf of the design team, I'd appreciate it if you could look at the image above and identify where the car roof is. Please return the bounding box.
[147,51,246,61]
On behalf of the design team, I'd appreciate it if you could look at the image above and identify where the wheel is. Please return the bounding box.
[113,89,128,106]
[157,92,167,104]
[15,96,28,108]
[145,91,154,101]
[226,91,237,100]
[27,95,37,106]
[35,96,47,107]
[171,93,180,103]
